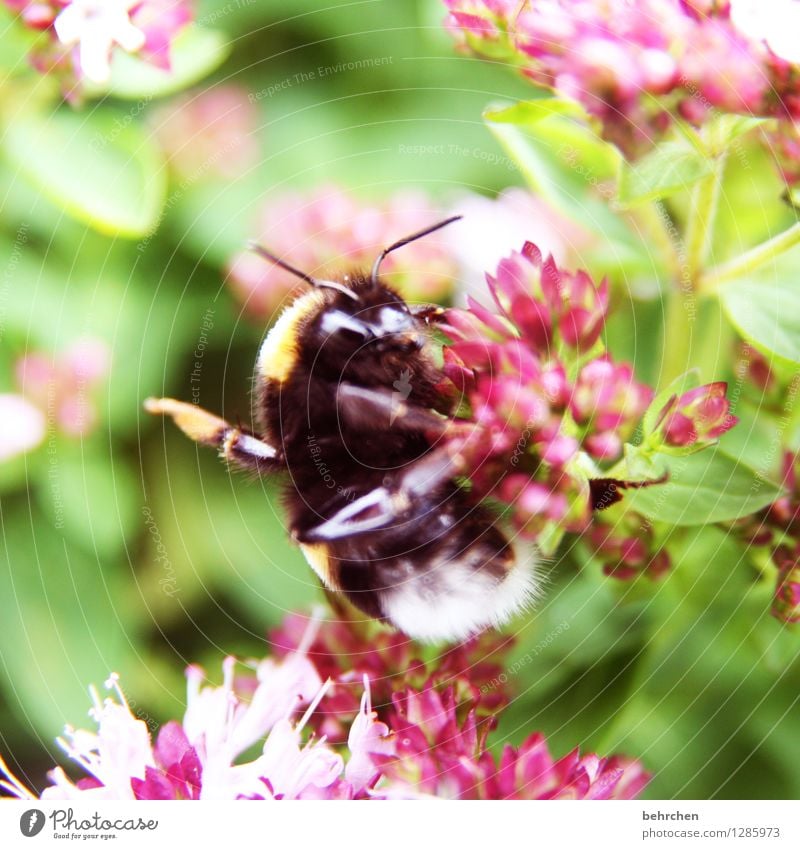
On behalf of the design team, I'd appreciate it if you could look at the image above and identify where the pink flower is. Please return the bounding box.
[182,653,324,799]
[268,610,512,740]
[131,0,192,71]
[484,242,609,355]
[14,337,110,437]
[245,716,344,800]
[131,722,201,800]
[571,357,654,461]
[375,684,650,799]
[767,452,800,533]
[344,676,395,795]
[442,243,661,541]
[501,477,567,522]
[488,733,650,800]
[443,189,594,302]
[227,185,458,319]
[444,0,800,154]
[0,613,650,802]
[151,84,259,181]
[654,382,738,448]
[771,543,800,624]
[54,0,146,84]
[589,516,671,581]
[375,684,493,799]
[41,674,158,800]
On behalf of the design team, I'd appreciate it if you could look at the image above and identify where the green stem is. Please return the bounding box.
[628,201,680,280]
[660,288,696,390]
[700,220,800,294]
[685,152,727,279]
[659,153,727,388]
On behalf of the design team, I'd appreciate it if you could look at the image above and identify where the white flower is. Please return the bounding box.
[345,675,395,794]
[54,0,146,84]
[251,717,343,799]
[730,0,800,65]
[0,612,395,802]
[183,620,328,799]
[182,654,324,759]
[0,394,45,461]
[41,674,155,800]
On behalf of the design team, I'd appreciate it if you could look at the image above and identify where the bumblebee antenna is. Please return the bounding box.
[370,215,462,283]
[247,242,358,301]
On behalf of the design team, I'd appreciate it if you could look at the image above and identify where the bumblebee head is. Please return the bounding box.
[310,276,425,380]
[249,214,461,384]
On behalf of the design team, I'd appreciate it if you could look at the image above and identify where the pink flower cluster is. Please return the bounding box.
[16,338,110,436]
[269,613,512,743]
[735,450,800,623]
[227,185,458,319]
[379,685,647,799]
[590,514,671,582]
[151,84,260,182]
[772,541,800,624]
[443,243,643,536]
[442,242,736,571]
[731,345,800,620]
[0,337,110,463]
[4,0,192,94]
[0,614,650,800]
[444,0,800,155]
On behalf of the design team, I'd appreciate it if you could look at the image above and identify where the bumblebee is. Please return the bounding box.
[145,216,538,642]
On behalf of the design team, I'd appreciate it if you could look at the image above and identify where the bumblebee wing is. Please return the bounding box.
[298,444,465,543]
[298,487,398,542]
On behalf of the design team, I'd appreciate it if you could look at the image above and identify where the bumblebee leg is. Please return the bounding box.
[144,397,279,472]
[336,382,473,437]
[299,444,466,543]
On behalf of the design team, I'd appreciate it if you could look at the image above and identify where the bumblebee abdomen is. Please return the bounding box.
[298,496,538,643]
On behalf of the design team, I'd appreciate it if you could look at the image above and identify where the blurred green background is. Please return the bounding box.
[0,0,797,799]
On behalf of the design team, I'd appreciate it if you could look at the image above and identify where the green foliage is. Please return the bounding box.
[617,140,714,207]
[2,108,166,237]
[84,26,229,100]
[720,274,800,366]
[623,448,783,526]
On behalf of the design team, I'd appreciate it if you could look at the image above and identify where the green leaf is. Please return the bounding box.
[484,97,586,125]
[0,505,143,737]
[0,5,40,75]
[623,447,783,526]
[84,26,229,100]
[141,437,319,625]
[2,107,166,237]
[34,444,142,560]
[720,276,800,366]
[707,114,767,154]
[719,399,785,478]
[617,140,714,207]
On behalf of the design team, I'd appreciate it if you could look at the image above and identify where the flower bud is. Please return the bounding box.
[571,357,653,461]
[655,382,737,448]
[772,545,800,623]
